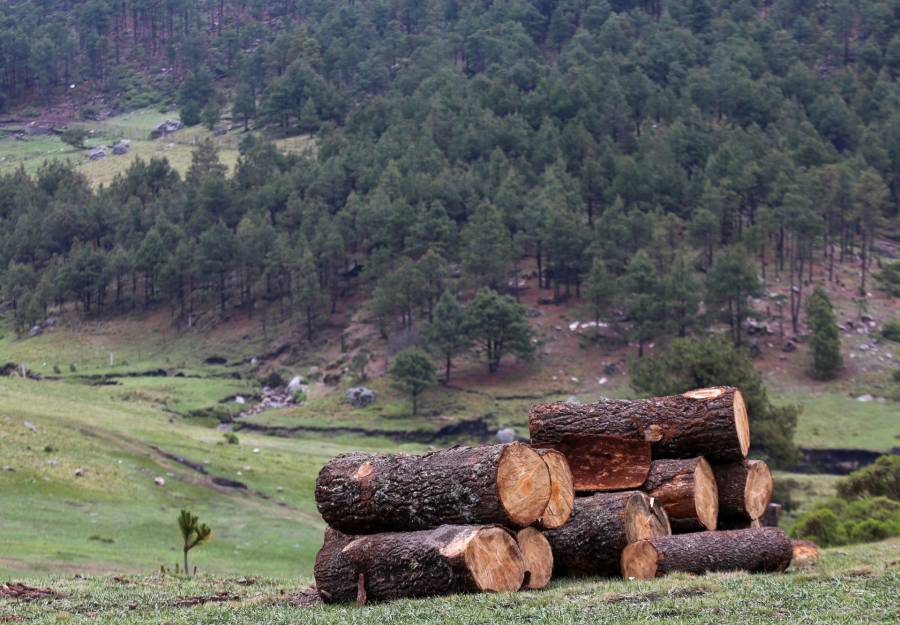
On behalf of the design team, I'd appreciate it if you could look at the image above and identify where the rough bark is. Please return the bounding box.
[516,527,553,590]
[531,435,651,492]
[316,443,551,533]
[621,528,793,580]
[543,491,670,577]
[330,525,525,603]
[791,539,819,566]
[642,457,719,530]
[534,449,575,529]
[529,386,749,461]
[713,459,773,522]
[313,527,357,603]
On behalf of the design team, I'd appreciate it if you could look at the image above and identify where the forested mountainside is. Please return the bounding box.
[1,0,898,348]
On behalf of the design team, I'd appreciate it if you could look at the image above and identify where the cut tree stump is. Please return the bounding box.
[531,435,651,492]
[543,491,670,577]
[316,525,526,603]
[313,527,357,603]
[621,528,793,580]
[791,539,820,566]
[713,459,773,522]
[516,527,553,590]
[316,443,551,533]
[535,450,575,529]
[529,386,749,461]
[642,458,719,531]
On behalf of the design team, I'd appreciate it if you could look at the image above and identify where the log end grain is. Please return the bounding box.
[497,443,553,527]
[682,387,750,458]
[744,460,774,520]
[536,450,575,529]
[625,492,672,543]
[453,527,526,592]
[621,540,659,580]
[694,457,719,530]
[791,539,819,567]
[516,527,553,590]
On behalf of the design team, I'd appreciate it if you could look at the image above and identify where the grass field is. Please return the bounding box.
[0,109,315,186]
[2,539,897,624]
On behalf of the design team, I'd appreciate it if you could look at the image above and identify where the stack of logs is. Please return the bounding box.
[313,386,810,604]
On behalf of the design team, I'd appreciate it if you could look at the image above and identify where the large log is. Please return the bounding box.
[642,458,718,531]
[337,525,525,603]
[543,491,670,577]
[529,386,750,461]
[316,443,551,533]
[516,527,553,590]
[532,435,651,492]
[535,450,575,529]
[621,528,793,580]
[713,459,773,522]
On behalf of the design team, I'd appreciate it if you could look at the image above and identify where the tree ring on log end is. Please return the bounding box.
[733,390,750,457]
[516,527,553,589]
[744,460,773,520]
[464,527,525,592]
[694,458,719,530]
[497,443,552,527]
[537,450,574,529]
[621,540,658,580]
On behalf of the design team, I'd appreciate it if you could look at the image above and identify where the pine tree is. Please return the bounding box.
[389,348,436,416]
[464,288,534,373]
[585,258,616,339]
[806,286,843,380]
[424,290,468,382]
[177,510,211,578]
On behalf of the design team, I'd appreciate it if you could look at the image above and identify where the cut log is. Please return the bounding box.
[535,450,575,529]
[713,459,773,522]
[543,491,670,577]
[532,435,651,492]
[529,386,749,461]
[621,528,793,580]
[642,458,718,531]
[761,503,782,527]
[325,525,525,603]
[316,443,551,533]
[791,539,819,566]
[516,527,553,590]
[313,527,357,603]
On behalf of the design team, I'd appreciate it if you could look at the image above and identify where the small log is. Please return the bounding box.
[642,458,718,531]
[761,502,782,527]
[532,435,651,492]
[313,527,357,603]
[621,528,793,580]
[529,386,749,461]
[543,491,670,577]
[338,525,525,602]
[516,527,553,590]
[791,539,819,566]
[316,443,551,533]
[713,459,773,522]
[535,449,575,529]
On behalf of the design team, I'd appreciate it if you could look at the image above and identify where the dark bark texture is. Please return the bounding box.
[713,459,772,522]
[315,443,548,534]
[313,527,357,603]
[529,387,747,461]
[542,491,668,577]
[642,458,718,530]
[623,528,793,579]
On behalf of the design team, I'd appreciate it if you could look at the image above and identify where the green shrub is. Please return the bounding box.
[80,106,99,121]
[847,519,896,543]
[837,456,900,500]
[875,261,900,297]
[791,507,847,546]
[292,390,306,403]
[223,432,239,445]
[882,320,900,342]
[893,369,900,384]
[262,370,285,389]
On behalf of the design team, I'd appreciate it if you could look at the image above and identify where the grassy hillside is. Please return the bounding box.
[2,539,898,624]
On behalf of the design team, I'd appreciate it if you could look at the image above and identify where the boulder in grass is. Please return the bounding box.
[89,147,106,160]
[111,139,130,155]
[286,376,304,394]
[345,387,376,408]
[495,427,516,444]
